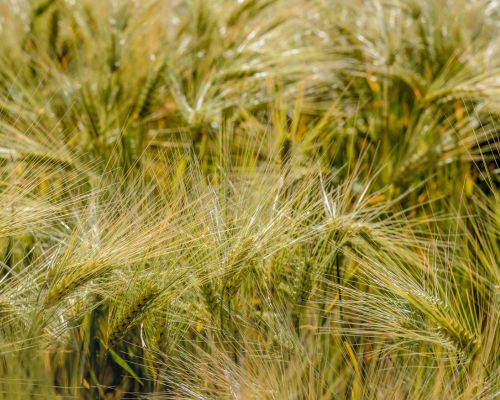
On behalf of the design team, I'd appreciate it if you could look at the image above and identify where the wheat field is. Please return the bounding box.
[0,0,498,398]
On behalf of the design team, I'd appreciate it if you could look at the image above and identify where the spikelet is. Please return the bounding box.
[48,10,59,58]
[134,62,166,119]
[222,237,254,298]
[0,298,15,320]
[224,271,244,299]
[294,260,313,308]
[81,88,101,140]
[44,262,106,307]
[108,285,160,345]
[291,259,313,331]
[202,281,220,315]
[433,317,481,361]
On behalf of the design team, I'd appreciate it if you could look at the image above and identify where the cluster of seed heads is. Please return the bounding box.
[434,318,480,360]
[202,281,220,315]
[293,260,313,308]
[45,263,103,307]
[109,285,160,345]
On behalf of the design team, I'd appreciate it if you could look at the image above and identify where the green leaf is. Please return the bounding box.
[99,338,144,386]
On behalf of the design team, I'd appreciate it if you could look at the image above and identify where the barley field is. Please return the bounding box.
[0,0,498,398]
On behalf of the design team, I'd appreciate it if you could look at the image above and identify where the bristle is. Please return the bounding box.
[0,0,497,398]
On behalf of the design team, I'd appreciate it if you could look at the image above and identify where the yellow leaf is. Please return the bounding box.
[465,173,474,196]
[251,297,261,306]
[366,194,386,205]
[38,173,49,196]
[82,378,90,390]
[411,84,422,101]
[367,75,380,93]
[454,99,463,121]
[15,163,24,176]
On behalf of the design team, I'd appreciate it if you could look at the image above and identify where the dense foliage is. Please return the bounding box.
[0,0,498,398]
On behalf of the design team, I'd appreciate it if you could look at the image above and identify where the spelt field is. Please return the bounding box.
[0,0,498,398]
